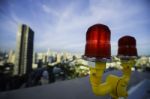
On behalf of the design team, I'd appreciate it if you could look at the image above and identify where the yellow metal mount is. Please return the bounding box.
[89,60,135,99]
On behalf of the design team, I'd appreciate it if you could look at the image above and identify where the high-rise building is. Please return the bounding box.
[14,24,34,75]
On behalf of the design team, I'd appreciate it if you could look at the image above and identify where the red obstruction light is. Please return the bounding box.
[83,24,111,61]
[117,35,138,58]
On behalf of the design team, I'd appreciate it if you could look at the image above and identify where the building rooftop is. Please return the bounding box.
[0,70,150,99]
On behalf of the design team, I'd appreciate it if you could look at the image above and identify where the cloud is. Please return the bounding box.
[34,0,149,54]
[42,4,59,16]
[0,0,150,55]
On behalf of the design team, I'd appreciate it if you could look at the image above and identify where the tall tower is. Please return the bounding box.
[14,24,34,75]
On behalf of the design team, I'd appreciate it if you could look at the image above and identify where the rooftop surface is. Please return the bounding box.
[0,70,150,99]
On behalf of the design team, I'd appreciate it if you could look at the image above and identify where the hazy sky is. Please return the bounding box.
[0,0,150,55]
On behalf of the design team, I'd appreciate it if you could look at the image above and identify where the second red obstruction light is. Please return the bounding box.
[118,35,138,58]
[83,24,111,61]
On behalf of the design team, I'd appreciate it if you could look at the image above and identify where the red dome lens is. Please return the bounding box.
[118,36,138,57]
[84,24,111,60]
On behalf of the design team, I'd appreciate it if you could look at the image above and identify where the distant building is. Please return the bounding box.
[36,53,47,65]
[14,24,34,75]
[56,54,61,63]
[7,50,15,64]
[37,59,43,68]
[32,52,38,64]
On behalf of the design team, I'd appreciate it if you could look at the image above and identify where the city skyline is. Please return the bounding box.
[0,0,150,55]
